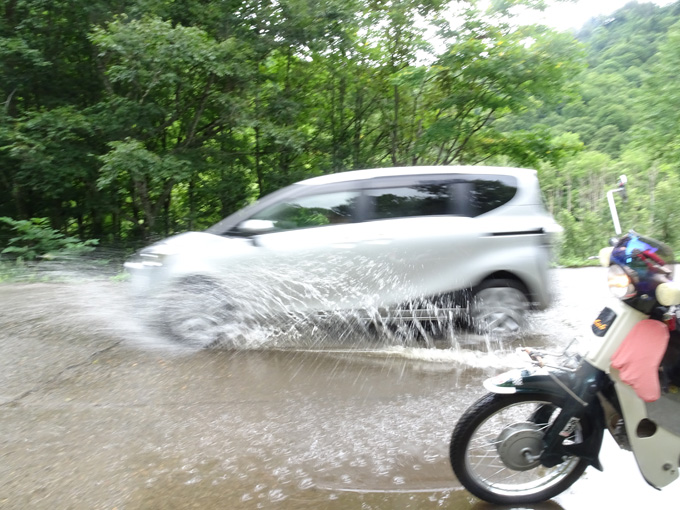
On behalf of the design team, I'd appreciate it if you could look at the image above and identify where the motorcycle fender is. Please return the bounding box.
[484,366,606,471]
[484,367,566,399]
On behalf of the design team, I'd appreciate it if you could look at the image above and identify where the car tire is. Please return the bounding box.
[469,279,529,337]
[156,277,235,348]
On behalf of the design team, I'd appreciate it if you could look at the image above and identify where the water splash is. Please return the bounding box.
[1,254,544,358]
[125,251,538,354]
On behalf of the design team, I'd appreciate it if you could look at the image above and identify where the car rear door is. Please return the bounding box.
[350,175,481,308]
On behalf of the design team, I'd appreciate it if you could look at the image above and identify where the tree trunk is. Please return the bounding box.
[254,126,263,197]
[391,84,399,165]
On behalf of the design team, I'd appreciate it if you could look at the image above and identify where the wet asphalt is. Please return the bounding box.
[1,268,680,509]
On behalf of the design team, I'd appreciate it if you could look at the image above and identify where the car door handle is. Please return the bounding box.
[362,238,393,245]
[331,241,357,249]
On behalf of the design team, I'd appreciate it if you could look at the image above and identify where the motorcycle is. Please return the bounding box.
[449,195,680,504]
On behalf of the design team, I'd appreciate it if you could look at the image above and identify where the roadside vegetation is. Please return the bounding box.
[2,0,680,270]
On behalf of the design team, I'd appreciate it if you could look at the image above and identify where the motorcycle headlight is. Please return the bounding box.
[608,264,636,299]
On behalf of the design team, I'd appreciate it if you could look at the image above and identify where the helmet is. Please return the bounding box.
[610,232,673,298]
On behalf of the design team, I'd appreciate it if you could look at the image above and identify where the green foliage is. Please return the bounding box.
[0,217,98,261]
[651,177,680,248]
[2,0,680,269]
[500,1,680,265]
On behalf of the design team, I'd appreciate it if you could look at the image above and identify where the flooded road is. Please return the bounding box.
[1,267,679,509]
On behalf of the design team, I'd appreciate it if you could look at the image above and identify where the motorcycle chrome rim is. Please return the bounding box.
[464,400,583,497]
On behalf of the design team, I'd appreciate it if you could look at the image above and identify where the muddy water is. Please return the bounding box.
[1,268,679,509]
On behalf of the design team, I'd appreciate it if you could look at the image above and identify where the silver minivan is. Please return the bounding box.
[125,166,561,347]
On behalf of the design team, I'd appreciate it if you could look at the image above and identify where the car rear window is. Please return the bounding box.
[363,175,518,220]
[467,176,518,216]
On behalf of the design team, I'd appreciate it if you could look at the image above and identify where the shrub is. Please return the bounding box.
[0,217,98,261]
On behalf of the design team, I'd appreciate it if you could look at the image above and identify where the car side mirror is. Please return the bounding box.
[237,219,276,235]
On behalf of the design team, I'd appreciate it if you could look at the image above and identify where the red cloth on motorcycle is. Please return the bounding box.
[611,319,670,402]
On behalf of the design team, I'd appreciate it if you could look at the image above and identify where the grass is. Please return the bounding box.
[0,256,129,284]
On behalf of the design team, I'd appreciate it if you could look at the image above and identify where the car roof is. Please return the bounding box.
[297,166,537,186]
[205,165,542,235]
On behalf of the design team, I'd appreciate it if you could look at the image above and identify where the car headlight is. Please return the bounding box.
[608,264,636,299]
[124,243,176,269]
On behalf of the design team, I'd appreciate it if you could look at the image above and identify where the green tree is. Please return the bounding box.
[404,18,583,166]
[639,19,680,164]
[90,15,255,240]
[652,175,680,248]
[0,0,631,256]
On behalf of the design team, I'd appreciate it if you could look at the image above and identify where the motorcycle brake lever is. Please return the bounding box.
[520,347,546,367]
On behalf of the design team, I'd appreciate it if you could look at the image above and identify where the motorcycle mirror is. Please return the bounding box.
[607,175,628,235]
[618,175,628,201]
[599,247,614,267]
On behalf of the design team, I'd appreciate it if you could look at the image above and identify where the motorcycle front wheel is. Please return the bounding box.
[450,392,593,505]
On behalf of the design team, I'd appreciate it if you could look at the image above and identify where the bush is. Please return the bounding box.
[0,217,98,261]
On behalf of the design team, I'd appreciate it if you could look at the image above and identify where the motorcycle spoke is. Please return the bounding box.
[451,393,595,505]
[464,401,580,490]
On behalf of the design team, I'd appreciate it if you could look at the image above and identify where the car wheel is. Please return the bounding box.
[156,278,235,348]
[469,280,529,336]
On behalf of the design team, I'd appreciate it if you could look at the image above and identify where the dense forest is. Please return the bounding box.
[2,0,680,265]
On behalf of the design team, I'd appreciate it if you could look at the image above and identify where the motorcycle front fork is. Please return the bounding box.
[539,360,608,469]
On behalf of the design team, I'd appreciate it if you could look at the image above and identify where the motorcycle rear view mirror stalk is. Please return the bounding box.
[607,174,628,237]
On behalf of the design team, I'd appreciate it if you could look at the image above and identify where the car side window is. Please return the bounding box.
[468,176,518,216]
[249,191,360,230]
[365,183,453,220]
